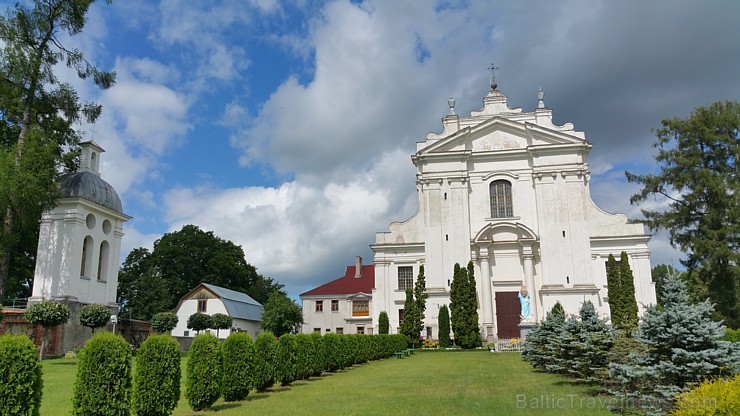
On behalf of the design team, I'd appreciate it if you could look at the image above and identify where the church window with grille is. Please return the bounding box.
[398,266,413,291]
[490,180,513,218]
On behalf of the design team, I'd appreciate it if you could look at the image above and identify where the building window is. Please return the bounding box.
[336,327,344,334]
[398,266,413,291]
[398,309,404,323]
[197,299,207,313]
[357,326,365,335]
[325,329,331,333]
[97,241,110,282]
[331,299,339,312]
[490,180,513,218]
[352,300,369,317]
[80,236,94,277]
[315,300,324,313]
[184,330,189,337]
[313,328,321,333]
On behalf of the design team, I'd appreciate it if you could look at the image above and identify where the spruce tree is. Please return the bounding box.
[619,251,639,332]
[413,265,428,342]
[609,274,740,414]
[523,302,566,370]
[438,305,451,348]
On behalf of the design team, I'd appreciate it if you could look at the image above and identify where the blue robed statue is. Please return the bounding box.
[518,285,531,322]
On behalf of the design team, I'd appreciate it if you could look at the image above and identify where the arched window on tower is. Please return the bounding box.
[81,236,94,277]
[490,180,513,218]
[97,241,110,282]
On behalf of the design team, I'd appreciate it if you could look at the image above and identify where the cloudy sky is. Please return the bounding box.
[14,0,740,297]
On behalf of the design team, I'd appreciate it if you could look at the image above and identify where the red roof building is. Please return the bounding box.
[300,256,374,335]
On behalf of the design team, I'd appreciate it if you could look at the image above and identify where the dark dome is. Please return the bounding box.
[59,171,123,213]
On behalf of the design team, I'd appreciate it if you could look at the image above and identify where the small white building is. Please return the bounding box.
[300,257,374,335]
[172,283,264,339]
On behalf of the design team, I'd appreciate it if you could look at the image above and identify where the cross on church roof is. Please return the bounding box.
[487,62,499,90]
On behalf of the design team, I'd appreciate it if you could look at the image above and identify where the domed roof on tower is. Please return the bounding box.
[58,140,123,213]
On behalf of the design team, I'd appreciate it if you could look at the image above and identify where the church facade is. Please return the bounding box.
[370,85,656,341]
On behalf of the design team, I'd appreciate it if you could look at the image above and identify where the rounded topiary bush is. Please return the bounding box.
[150,312,179,334]
[186,333,222,411]
[25,300,71,359]
[72,332,132,416]
[133,334,180,416]
[0,334,43,416]
[186,313,212,334]
[222,332,255,402]
[210,313,232,337]
[323,333,341,372]
[253,331,278,392]
[79,304,111,333]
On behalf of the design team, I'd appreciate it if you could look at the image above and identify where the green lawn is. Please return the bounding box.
[41,350,614,415]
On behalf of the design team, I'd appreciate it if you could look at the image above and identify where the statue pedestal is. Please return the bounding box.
[518,321,537,340]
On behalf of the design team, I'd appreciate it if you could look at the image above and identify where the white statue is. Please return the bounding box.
[518,285,531,322]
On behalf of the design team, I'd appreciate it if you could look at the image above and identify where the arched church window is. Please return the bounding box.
[490,180,513,218]
[81,236,94,277]
[97,241,110,282]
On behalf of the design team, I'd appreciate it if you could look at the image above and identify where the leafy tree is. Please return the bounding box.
[25,300,70,359]
[132,334,180,416]
[186,313,211,335]
[0,0,115,301]
[438,305,451,348]
[150,311,178,334]
[412,265,428,341]
[626,101,740,328]
[117,225,283,320]
[260,291,302,337]
[378,311,389,335]
[210,313,232,338]
[399,288,417,347]
[609,273,740,414]
[79,304,110,333]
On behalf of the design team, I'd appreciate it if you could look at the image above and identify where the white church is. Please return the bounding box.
[304,80,656,341]
[366,81,656,341]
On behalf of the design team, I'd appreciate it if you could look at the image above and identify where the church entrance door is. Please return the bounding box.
[495,291,520,338]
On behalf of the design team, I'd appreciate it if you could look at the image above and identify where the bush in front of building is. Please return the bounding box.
[132,334,180,416]
[0,334,43,416]
[150,312,179,334]
[210,313,232,337]
[72,332,132,416]
[222,332,255,402]
[522,302,566,371]
[438,305,451,348]
[186,333,222,411]
[79,304,111,333]
[293,333,315,380]
[25,300,70,359]
[276,333,298,386]
[253,331,278,392]
[186,313,212,335]
[378,311,389,334]
[309,332,326,376]
[323,333,342,372]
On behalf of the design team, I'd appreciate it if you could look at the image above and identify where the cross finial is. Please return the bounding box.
[487,62,499,90]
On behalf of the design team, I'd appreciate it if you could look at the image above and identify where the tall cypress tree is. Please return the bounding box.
[378,311,389,335]
[619,251,639,332]
[606,254,624,328]
[413,265,428,340]
[450,262,481,349]
[449,263,462,340]
[399,288,417,346]
[438,305,451,348]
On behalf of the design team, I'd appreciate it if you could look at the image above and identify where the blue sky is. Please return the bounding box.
[7,0,739,298]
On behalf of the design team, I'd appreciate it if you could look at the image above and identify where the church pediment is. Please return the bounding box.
[418,117,588,156]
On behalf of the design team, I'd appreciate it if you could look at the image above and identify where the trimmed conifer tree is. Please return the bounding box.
[399,288,417,347]
[221,332,255,402]
[619,251,639,331]
[133,334,180,416]
[73,332,132,416]
[0,334,42,416]
[606,254,623,328]
[438,305,451,348]
[253,331,278,392]
[449,263,463,341]
[378,311,389,335]
[186,333,222,411]
[609,274,740,414]
[451,261,481,349]
[277,333,298,386]
[413,265,428,343]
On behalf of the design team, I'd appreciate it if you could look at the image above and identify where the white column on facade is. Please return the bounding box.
[479,244,494,328]
[523,252,538,321]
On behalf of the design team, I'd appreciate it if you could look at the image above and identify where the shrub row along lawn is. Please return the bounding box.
[42,350,613,416]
